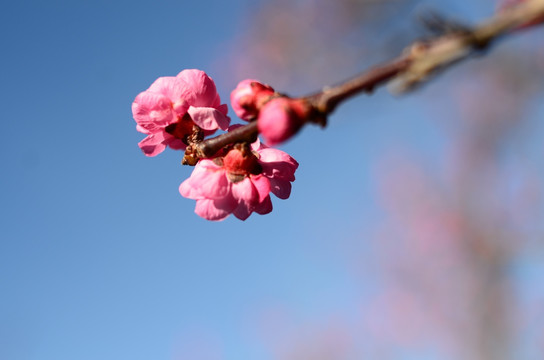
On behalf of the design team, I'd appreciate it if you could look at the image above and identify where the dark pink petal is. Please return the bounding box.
[167,138,186,150]
[188,106,230,131]
[269,178,292,199]
[233,203,252,221]
[217,103,229,116]
[254,195,273,215]
[177,69,220,108]
[138,132,169,157]
[250,175,271,203]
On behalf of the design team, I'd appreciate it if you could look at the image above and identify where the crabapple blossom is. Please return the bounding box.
[230,79,275,121]
[132,69,230,157]
[179,140,298,221]
[257,97,311,146]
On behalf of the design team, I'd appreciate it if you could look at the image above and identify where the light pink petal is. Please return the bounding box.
[255,195,273,215]
[250,175,271,203]
[179,160,229,200]
[250,137,262,151]
[258,148,299,181]
[194,199,230,221]
[138,132,168,157]
[231,177,258,205]
[177,69,219,108]
[132,92,175,131]
[147,76,186,102]
[230,178,261,220]
[179,160,224,199]
[269,178,292,199]
[188,106,230,131]
[258,147,298,166]
[212,193,238,213]
[136,124,150,134]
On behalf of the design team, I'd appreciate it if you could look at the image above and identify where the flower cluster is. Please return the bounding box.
[230,79,312,145]
[180,140,298,221]
[132,70,301,221]
[132,69,230,157]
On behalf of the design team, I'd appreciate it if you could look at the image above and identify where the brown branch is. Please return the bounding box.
[305,57,412,114]
[187,0,544,162]
[193,122,258,159]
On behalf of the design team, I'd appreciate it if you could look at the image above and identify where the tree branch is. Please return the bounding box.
[188,0,544,161]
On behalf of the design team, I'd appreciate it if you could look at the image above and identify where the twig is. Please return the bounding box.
[188,0,544,161]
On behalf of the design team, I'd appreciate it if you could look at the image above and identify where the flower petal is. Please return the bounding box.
[177,69,220,108]
[269,178,292,199]
[179,160,229,199]
[231,177,258,205]
[138,132,169,157]
[258,148,299,181]
[147,76,186,102]
[251,175,271,203]
[194,199,230,221]
[255,195,273,215]
[233,203,252,221]
[188,106,230,131]
[167,138,186,150]
[132,92,175,131]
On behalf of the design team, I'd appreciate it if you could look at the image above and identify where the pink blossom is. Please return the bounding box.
[257,97,310,146]
[230,79,275,121]
[132,69,230,157]
[179,141,298,221]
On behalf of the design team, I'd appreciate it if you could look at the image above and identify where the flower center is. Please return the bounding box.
[222,145,262,182]
[164,113,194,143]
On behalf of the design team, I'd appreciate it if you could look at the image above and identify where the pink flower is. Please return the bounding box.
[132,69,230,156]
[230,79,275,121]
[179,141,298,221]
[257,97,311,146]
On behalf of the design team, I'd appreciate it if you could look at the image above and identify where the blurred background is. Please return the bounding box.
[1,0,543,359]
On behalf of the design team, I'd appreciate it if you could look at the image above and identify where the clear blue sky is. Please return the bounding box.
[1,1,543,359]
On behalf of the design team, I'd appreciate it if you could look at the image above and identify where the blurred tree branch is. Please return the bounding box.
[189,0,544,161]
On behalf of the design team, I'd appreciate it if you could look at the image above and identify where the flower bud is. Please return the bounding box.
[230,79,275,121]
[257,97,311,146]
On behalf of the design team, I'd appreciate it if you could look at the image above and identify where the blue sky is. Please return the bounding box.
[1,0,543,359]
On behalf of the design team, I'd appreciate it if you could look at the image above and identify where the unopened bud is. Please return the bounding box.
[257,97,311,146]
[230,79,275,121]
